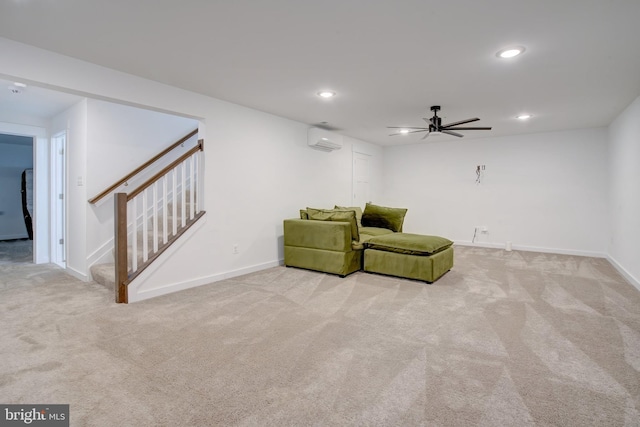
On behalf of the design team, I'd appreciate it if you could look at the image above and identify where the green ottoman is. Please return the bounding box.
[363,233,454,282]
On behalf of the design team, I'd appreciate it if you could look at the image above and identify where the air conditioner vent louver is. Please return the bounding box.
[308,127,343,151]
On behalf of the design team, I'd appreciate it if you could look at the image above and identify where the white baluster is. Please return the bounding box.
[131,196,138,272]
[142,189,148,262]
[189,155,195,220]
[162,175,168,244]
[172,168,178,236]
[181,162,186,228]
[152,181,158,253]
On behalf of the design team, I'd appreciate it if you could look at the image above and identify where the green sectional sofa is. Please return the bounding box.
[283,204,400,276]
[284,203,454,282]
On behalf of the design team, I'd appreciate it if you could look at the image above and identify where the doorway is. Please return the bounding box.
[352,151,371,207]
[0,132,34,261]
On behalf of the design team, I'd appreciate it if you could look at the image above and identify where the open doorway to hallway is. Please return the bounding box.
[0,132,34,262]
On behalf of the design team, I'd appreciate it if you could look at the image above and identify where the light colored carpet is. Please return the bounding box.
[1,247,639,426]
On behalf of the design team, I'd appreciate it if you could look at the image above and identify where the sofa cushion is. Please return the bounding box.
[334,206,363,228]
[307,208,359,242]
[352,227,394,250]
[300,209,309,220]
[359,226,395,238]
[365,233,453,256]
[361,203,408,232]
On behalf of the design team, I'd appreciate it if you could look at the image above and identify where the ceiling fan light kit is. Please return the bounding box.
[388,105,492,140]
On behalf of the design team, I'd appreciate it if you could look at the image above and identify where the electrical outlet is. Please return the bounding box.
[233,244,239,254]
[481,226,488,233]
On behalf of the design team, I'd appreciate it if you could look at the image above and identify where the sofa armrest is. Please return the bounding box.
[284,219,353,252]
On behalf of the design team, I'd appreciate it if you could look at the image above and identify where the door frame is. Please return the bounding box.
[50,131,67,268]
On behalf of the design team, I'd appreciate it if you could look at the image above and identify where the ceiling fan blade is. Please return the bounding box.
[389,129,428,136]
[442,130,464,138]
[421,132,430,140]
[387,126,430,130]
[445,127,492,131]
[441,118,479,128]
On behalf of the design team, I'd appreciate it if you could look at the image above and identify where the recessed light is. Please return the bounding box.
[399,129,410,134]
[516,114,532,120]
[13,82,27,88]
[496,46,525,58]
[317,90,336,99]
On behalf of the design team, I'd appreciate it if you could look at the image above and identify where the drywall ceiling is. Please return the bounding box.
[1,0,639,146]
[0,78,82,120]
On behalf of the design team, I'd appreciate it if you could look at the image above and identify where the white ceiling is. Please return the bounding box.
[1,0,639,146]
[0,78,82,120]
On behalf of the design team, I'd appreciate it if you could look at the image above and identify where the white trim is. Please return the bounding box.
[454,240,607,258]
[607,255,640,291]
[129,259,282,303]
[65,265,89,282]
[87,237,114,267]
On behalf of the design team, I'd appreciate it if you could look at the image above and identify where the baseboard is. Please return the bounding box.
[129,259,282,303]
[454,240,607,258]
[65,265,89,282]
[455,241,505,250]
[87,238,114,268]
[607,255,640,291]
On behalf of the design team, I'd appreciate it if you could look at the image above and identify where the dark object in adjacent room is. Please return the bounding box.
[21,168,33,240]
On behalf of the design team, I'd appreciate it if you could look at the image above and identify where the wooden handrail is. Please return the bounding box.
[127,139,204,201]
[89,129,198,204]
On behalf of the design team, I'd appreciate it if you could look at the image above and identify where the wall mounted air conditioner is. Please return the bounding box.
[308,127,343,151]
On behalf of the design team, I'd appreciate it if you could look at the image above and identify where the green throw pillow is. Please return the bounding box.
[299,209,309,220]
[307,208,360,242]
[361,203,407,232]
[306,207,325,218]
[334,206,363,229]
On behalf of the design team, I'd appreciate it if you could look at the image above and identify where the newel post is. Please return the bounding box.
[114,193,128,303]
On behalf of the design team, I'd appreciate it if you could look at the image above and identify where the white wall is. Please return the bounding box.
[381,128,609,256]
[0,141,32,239]
[0,37,382,300]
[608,96,640,288]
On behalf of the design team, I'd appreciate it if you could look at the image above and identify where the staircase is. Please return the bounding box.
[90,191,196,291]
[88,130,205,303]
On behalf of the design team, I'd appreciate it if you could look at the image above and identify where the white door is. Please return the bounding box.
[51,132,66,268]
[352,151,371,208]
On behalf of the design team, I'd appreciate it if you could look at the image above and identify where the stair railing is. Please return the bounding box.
[88,129,205,303]
[89,129,198,205]
[113,138,205,303]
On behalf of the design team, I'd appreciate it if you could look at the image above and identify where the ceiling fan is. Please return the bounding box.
[388,105,492,139]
